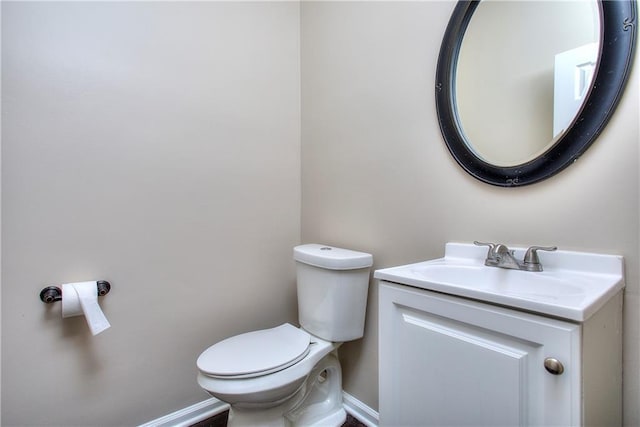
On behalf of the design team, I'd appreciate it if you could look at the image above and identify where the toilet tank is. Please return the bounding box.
[293,244,373,342]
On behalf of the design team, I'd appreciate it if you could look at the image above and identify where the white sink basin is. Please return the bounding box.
[374,242,624,321]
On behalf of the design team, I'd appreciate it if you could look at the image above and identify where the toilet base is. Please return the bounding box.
[227,405,293,427]
[227,406,346,427]
[227,353,346,427]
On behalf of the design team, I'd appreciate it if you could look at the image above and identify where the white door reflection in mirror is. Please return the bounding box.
[553,43,598,137]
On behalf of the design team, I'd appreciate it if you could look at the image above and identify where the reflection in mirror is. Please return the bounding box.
[456,0,600,166]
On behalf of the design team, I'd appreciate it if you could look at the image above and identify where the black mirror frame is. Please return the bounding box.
[435,0,637,187]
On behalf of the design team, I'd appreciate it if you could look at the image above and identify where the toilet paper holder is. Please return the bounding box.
[40,281,111,303]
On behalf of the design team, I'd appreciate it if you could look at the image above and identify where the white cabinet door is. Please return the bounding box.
[379,282,581,426]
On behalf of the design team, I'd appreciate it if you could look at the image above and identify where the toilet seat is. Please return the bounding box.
[197,323,311,379]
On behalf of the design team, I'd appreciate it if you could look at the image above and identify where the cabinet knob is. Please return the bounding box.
[544,357,564,375]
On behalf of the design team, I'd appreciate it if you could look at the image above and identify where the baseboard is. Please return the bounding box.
[342,391,379,427]
[138,397,230,427]
[139,392,378,427]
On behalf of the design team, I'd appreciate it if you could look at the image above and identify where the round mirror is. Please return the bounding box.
[436,0,636,187]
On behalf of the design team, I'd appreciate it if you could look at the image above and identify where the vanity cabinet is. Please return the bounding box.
[378,281,623,426]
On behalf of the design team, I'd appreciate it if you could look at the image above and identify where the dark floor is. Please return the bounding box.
[190,410,228,427]
[343,414,368,427]
[190,410,367,427]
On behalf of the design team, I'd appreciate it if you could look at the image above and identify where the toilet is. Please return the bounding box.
[196,244,373,427]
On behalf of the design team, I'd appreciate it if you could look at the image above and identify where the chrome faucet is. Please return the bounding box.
[474,241,557,272]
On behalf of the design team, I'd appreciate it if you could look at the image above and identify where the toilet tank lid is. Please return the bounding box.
[294,244,373,270]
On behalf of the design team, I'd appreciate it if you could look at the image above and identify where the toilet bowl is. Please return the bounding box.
[197,324,345,426]
[196,244,373,427]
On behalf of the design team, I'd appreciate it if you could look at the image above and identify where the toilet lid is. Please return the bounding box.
[197,323,311,378]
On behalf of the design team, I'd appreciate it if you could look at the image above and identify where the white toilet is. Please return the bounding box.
[196,244,373,427]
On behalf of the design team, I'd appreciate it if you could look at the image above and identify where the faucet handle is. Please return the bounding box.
[474,241,496,255]
[474,241,496,250]
[474,241,499,265]
[523,246,557,271]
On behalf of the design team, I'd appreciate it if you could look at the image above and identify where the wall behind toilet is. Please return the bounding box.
[300,1,639,425]
[1,2,300,425]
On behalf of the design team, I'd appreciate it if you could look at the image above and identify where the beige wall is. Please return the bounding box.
[1,2,300,425]
[3,1,639,426]
[300,1,639,425]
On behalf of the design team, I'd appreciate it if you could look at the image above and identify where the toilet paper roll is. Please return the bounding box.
[62,281,111,336]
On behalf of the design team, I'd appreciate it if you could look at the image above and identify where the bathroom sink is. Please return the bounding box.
[374,242,624,321]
